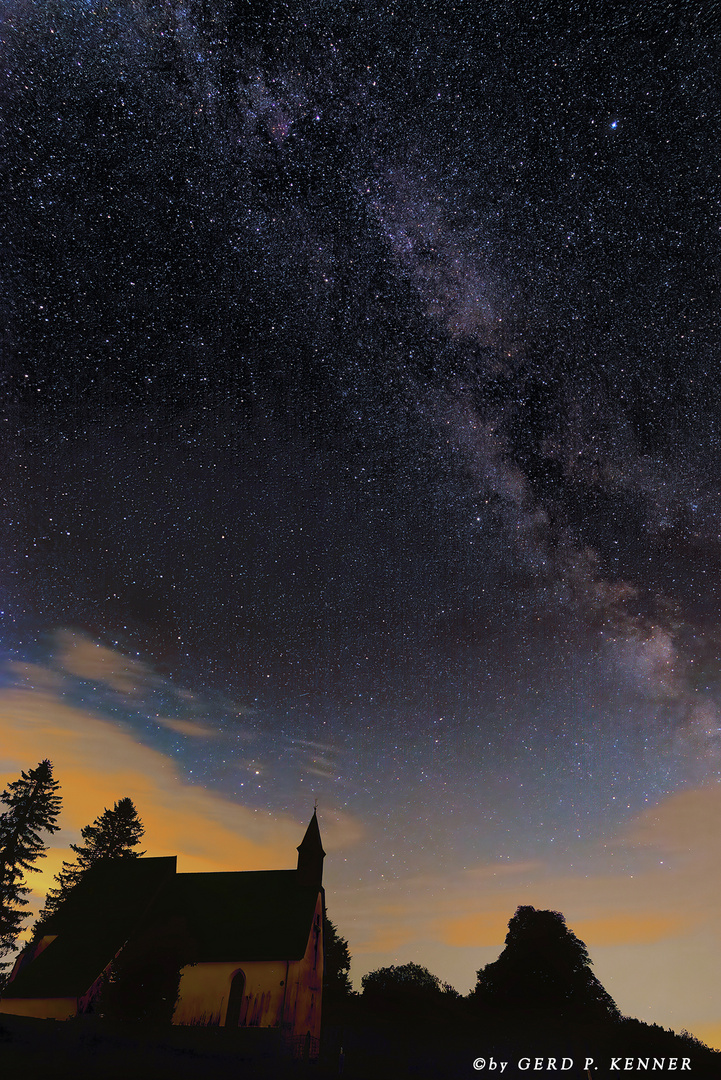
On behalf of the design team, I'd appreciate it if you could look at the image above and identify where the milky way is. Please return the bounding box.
[3,0,721,1023]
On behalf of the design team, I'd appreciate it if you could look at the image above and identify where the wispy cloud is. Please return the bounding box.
[0,657,364,922]
[154,716,219,738]
[52,629,161,697]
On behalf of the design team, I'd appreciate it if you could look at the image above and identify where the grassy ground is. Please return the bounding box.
[0,1015,310,1080]
[1,1010,720,1079]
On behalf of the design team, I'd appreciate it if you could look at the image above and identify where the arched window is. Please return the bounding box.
[225,969,246,1027]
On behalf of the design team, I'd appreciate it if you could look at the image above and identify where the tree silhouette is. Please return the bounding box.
[323,914,353,1002]
[35,797,144,931]
[0,760,62,970]
[472,905,620,1021]
[362,961,458,1004]
[98,899,196,1024]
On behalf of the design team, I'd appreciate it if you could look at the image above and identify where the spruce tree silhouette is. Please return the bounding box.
[0,760,62,970]
[35,797,144,931]
[472,905,619,1021]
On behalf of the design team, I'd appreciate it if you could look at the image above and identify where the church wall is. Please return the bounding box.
[172,891,323,1051]
[172,960,286,1027]
[282,893,324,1048]
[0,996,77,1020]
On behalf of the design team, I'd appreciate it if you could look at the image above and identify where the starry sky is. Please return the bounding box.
[3,0,721,1046]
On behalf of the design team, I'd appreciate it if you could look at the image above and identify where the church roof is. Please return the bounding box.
[7,857,176,999]
[4,822,324,1001]
[171,869,321,962]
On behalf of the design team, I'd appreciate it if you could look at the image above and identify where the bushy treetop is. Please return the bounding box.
[362,961,458,1001]
[472,905,619,1020]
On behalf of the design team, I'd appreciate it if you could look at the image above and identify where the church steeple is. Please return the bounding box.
[296,809,325,888]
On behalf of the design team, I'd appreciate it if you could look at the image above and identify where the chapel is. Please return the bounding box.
[0,812,326,1059]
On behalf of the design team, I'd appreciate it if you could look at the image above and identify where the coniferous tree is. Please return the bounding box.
[0,760,62,967]
[323,914,353,1002]
[35,797,144,930]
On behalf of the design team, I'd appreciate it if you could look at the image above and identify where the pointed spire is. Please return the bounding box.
[296,809,325,887]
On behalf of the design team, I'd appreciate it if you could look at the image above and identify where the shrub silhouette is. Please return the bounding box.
[472,905,620,1021]
[362,961,459,1009]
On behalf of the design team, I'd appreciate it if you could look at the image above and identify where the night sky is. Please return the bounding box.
[3,0,721,1044]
